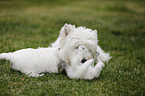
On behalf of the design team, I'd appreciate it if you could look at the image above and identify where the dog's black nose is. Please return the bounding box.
[81,58,87,63]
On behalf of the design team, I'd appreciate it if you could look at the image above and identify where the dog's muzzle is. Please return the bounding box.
[81,58,87,63]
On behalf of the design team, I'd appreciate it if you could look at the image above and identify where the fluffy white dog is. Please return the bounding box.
[0,23,111,79]
[57,24,110,79]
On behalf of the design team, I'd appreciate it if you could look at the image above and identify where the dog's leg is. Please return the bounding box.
[80,59,94,73]
[66,46,94,79]
[83,61,104,79]
[94,61,105,78]
[96,45,111,62]
[66,53,93,79]
[27,72,45,77]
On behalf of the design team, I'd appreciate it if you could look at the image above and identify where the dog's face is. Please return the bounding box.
[73,45,92,64]
[59,24,98,64]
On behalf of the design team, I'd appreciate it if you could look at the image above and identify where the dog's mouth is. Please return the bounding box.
[81,58,87,63]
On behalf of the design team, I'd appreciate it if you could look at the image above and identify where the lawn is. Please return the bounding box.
[0,0,144,95]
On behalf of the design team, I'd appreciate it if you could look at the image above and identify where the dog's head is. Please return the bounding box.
[59,23,98,64]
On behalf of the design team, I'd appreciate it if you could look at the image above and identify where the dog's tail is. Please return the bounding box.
[0,53,12,60]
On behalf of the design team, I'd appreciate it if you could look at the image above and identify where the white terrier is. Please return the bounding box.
[58,24,110,79]
[0,23,111,79]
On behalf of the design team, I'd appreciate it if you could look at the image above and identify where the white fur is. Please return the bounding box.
[65,46,105,79]
[97,45,112,62]
[0,48,60,77]
[58,24,111,79]
[0,23,111,79]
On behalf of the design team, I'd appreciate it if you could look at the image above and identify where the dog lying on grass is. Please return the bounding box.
[0,23,111,79]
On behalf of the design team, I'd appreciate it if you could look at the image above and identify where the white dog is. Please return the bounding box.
[0,23,111,79]
[57,24,110,79]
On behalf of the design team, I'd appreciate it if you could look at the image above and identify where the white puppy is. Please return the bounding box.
[0,23,111,79]
[58,24,110,79]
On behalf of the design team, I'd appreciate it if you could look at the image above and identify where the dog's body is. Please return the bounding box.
[0,24,111,79]
[0,47,61,77]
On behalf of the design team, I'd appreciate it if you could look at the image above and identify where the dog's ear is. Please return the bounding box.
[93,29,97,38]
[60,23,75,37]
[93,30,97,34]
[93,30,98,43]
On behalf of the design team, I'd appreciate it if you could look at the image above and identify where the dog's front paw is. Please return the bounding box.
[84,59,94,65]
[95,61,105,70]
[99,61,105,68]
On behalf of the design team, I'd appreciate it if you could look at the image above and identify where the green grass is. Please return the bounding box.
[0,0,144,95]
